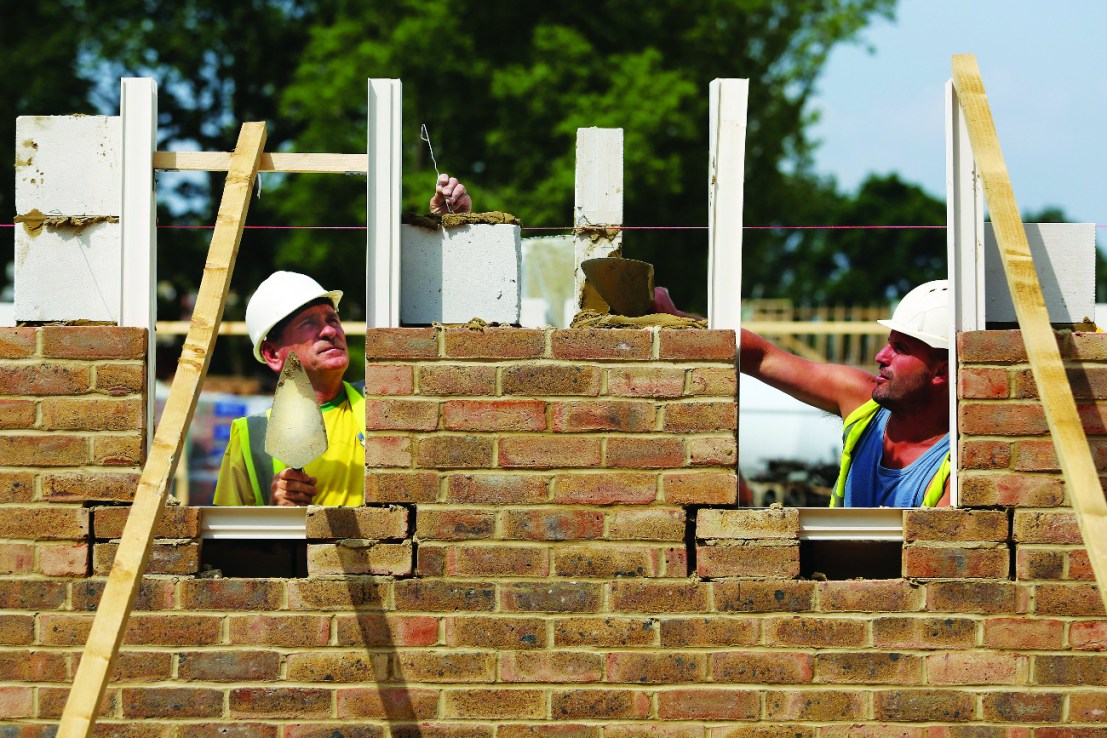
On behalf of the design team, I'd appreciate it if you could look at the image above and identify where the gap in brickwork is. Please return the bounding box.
[799,540,902,580]
[201,539,308,578]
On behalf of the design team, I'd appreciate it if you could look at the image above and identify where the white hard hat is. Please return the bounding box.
[245,271,342,363]
[877,280,950,350]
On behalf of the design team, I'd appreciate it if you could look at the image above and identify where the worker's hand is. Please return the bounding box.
[430,173,472,214]
[270,468,318,506]
[653,286,700,318]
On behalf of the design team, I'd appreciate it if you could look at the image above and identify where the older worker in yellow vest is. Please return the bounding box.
[214,175,471,506]
[740,281,952,507]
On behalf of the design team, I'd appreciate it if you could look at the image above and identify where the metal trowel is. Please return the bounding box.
[581,257,655,317]
[265,351,328,469]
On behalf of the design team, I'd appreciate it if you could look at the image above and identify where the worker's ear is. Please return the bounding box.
[259,341,285,373]
[930,356,949,386]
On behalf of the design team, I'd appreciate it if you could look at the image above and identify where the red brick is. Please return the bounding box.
[1070,691,1107,722]
[94,541,200,575]
[983,617,1064,650]
[286,579,391,611]
[925,581,1028,615]
[363,435,413,467]
[285,651,389,682]
[501,509,604,541]
[0,615,34,645]
[94,362,145,395]
[335,686,439,720]
[712,580,816,612]
[498,725,595,738]
[552,473,656,505]
[764,689,865,721]
[229,615,331,647]
[550,328,651,360]
[959,473,1064,507]
[873,689,975,722]
[92,434,144,465]
[307,541,412,576]
[446,474,549,504]
[41,326,146,359]
[499,436,601,469]
[697,508,798,540]
[663,401,736,432]
[554,544,660,578]
[981,691,1062,723]
[40,397,143,431]
[0,327,37,358]
[71,579,175,612]
[37,543,89,577]
[92,505,200,538]
[417,435,494,469]
[712,651,812,683]
[551,689,650,719]
[444,616,547,649]
[604,652,706,684]
[0,399,34,429]
[903,544,1009,579]
[1070,620,1107,651]
[120,686,223,718]
[38,684,116,720]
[334,614,439,648]
[1015,366,1107,400]
[503,365,601,396]
[606,367,686,398]
[689,366,736,396]
[611,581,708,613]
[814,652,923,685]
[606,437,684,468]
[364,399,439,430]
[1012,510,1083,544]
[549,400,655,432]
[1069,549,1095,580]
[656,688,758,720]
[0,435,88,467]
[43,471,140,502]
[179,650,281,681]
[664,472,737,505]
[230,687,331,718]
[180,579,283,611]
[872,617,977,650]
[904,509,1009,542]
[394,580,496,612]
[767,616,866,648]
[444,327,545,359]
[698,542,799,578]
[500,582,602,613]
[418,365,497,396]
[608,508,685,541]
[958,330,1028,363]
[1036,654,1107,685]
[659,330,735,360]
[365,328,438,359]
[1034,583,1106,616]
[1018,547,1062,580]
[122,614,222,646]
[305,505,408,539]
[283,726,378,738]
[959,366,1010,399]
[1013,440,1060,472]
[926,652,1028,685]
[441,688,545,719]
[392,651,496,683]
[959,402,1048,436]
[659,617,757,648]
[553,617,657,647]
[0,543,34,574]
[0,364,91,395]
[0,506,87,540]
[688,436,738,466]
[444,544,547,577]
[958,440,1011,470]
[0,651,70,682]
[363,364,414,394]
[365,471,438,503]
[0,471,34,504]
[500,651,603,683]
[818,580,921,612]
[443,399,546,432]
[417,508,495,540]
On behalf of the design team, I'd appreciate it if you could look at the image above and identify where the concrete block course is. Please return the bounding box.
[0,326,1104,734]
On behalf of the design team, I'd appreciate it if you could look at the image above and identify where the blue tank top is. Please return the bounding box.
[843,406,950,507]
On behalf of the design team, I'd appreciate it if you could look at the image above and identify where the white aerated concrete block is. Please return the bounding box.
[985,222,1095,324]
[15,115,122,323]
[400,223,521,325]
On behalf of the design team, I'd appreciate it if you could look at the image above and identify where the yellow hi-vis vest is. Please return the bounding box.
[236,381,365,506]
[830,399,950,508]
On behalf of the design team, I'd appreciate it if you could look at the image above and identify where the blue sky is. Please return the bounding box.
[808,0,1107,225]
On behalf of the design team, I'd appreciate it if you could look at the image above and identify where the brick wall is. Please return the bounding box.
[1,325,1105,736]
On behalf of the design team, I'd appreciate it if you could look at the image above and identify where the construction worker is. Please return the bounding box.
[213,175,470,506]
[739,281,951,507]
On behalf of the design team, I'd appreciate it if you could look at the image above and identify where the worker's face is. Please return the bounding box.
[262,303,348,378]
[872,331,947,409]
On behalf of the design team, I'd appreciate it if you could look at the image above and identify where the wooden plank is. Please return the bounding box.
[708,78,748,331]
[952,54,1107,612]
[57,122,267,738]
[153,150,367,173]
[573,128,624,304]
[366,79,402,328]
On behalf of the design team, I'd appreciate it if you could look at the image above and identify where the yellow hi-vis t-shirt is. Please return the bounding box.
[213,385,365,507]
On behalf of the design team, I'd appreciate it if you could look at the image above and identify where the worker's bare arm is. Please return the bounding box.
[739,328,877,418]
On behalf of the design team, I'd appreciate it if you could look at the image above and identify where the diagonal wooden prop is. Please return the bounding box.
[952,55,1107,611]
[57,121,267,738]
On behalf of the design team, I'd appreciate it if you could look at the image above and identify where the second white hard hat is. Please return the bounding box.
[877,279,950,350]
[244,272,343,363]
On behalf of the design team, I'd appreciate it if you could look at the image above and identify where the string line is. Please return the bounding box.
[3,223,1106,231]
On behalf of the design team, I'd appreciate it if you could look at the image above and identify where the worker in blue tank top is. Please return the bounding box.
[739,281,951,507]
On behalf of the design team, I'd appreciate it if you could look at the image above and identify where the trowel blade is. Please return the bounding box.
[581,257,655,317]
[265,351,328,469]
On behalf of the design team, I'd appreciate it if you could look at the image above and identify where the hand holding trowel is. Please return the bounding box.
[265,351,328,505]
